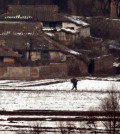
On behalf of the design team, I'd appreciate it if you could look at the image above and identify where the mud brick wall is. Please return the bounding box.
[30,67,40,79]
[0,64,68,80]
[7,67,31,80]
[39,64,68,79]
[0,67,7,78]
[79,61,88,75]
[94,55,114,72]
[0,67,40,80]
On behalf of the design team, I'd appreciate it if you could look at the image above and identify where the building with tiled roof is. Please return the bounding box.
[0,46,21,64]
[0,21,42,36]
[0,21,88,65]
[0,5,67,22]
[0,4,89,76]
[0,47,20,58]
[0,5,90,38]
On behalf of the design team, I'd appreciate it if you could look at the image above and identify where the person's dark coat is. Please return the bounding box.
[71,78,78,90]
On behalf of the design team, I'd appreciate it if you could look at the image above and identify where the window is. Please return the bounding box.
[0,57,3,62]
[41,50,50,61]
[43,22,57,28]
[49,22,57,28]
[66,27,74,30]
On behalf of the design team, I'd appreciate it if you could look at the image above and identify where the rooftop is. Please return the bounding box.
[0,21,42,36]
[0,5,68,22]
[60,28,79,34]
[0,47,21,57]
[66,16,90,27]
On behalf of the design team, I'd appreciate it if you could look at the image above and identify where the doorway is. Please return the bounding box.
[88,59,95,74]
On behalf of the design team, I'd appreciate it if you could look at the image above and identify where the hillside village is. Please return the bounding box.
[0,1,120,134]
[0,4,119,79]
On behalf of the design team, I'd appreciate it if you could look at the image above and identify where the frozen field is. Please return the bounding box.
[0,90,103,111]
[0,76,119,111]
[0,76,120,91]
[0,76,119,132]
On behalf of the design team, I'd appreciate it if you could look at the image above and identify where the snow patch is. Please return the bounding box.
[66,16,89,27]
[5,15,32,20]
[113,62,120,67]
[61,28,79,34]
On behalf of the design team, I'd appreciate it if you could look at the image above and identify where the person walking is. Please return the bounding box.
[71,78,78,90]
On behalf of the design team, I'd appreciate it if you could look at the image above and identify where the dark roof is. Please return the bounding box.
[43,34,89,64]
[0,36,30,50]
[0,21,58,50]
[0,47,21,57]
[0,21,68,51]
[0,35,60,51]
[8,5,59,13]
[0,19,88,63]
[0,33,89,64]
[0,22,42,36]
[0,5,68,22]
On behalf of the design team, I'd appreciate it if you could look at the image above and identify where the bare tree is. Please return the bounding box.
[99,0,111,16]
[114,0,120,18]
[59,122,75,134]
[100,88,120,134]
[17,123,42,134]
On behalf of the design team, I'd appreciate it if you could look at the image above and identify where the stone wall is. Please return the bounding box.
[7,67,31,79]
[0,67,7,78]
[79,61,88,75]
[0,56,115,79]
[39,64,68,79]
[0,64,68,80]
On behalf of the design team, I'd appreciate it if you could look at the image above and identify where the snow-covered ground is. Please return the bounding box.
[0,76,119,91]
[0,90,103,111]
[0,76,119,132]
[0,76,119,111]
